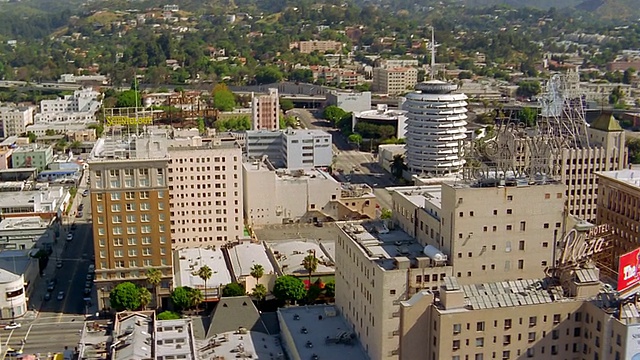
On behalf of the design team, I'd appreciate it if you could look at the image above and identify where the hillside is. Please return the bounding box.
[464,0,639,19]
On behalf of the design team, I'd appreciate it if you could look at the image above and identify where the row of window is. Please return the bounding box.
[96,191,156,201]
[97,224,165,235]
[169,156,237,164]
[97,236,163,247]
[96,202,163,213]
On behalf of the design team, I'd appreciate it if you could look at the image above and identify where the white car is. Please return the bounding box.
[4,322,21,330]
[66,233,73,241]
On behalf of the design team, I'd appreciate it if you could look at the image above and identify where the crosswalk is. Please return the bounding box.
[2,316,84,357]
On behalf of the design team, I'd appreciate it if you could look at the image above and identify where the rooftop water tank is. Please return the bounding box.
[423,245,447,262]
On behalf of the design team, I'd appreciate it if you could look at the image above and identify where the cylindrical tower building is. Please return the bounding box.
[404,80,468,176]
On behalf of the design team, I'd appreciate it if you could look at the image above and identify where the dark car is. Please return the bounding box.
[44,292,51,301]
[47,279,57,291]
[71,223,77,230]
[78,204,84,211]
[76,211,84,218]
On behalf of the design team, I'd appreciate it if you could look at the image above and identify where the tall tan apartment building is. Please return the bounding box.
[505,112,626,222]
[596,169,640,278]
[392,181,566,285]
[89,131,173,309]
[372,67,418,95]
[290,40,343,54]
[251,88,279,131]
[167,134,244,248]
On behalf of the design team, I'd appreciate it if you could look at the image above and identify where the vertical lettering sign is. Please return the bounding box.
[558,224,611,265]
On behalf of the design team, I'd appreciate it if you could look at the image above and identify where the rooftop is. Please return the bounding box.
[227,241,276,279]
[278,306,368,360]
[267,239,335,276]
[243,160,336,182]
[0,187,67,212]
[155,319,197,360]
[0,250,34,276]
[174,247,232,291]
[391,185,442,210]
[339,221,443,270]
[78,320,111,360]
[0,216,51,231]
[89,130,170,162]
[0,268,21,283]
[247,128,331,138]
[598,169,640,188]
[111,312,154,360]
[590,112,623,132]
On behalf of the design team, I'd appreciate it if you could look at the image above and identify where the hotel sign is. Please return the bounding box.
[558,224,611,265]
[106,116,153,126]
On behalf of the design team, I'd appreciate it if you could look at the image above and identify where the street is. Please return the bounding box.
[1,181,96,357]
[289,109,397,210]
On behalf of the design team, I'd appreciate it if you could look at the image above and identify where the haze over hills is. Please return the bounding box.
[464,0,638,19]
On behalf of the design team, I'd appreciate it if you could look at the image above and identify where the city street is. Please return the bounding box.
[289,108,397,210]
[0,180,96,357]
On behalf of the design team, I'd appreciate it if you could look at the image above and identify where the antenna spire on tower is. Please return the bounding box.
[430,26,436,81]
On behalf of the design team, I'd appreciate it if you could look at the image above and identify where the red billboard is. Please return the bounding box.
[618,248,640,292]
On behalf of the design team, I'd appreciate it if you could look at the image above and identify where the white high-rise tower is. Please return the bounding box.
[404,29,468,176]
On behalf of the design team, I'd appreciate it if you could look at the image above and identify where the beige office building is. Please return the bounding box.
[251,88,279,131]
[596,169,640,278]
[335,221,453,360]
[167,134,244,249]
[372,67,418,95]
[89,131,173,309]
[399,266,638,360]
[392,181,566,285]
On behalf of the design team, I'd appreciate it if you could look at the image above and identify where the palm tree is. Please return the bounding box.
[302,252,319,289]
[146,268,163,309]
[139,287,152,310]
[252,284,267,309]
[250,264,264,284]
[69,140,83,153]
[196,265,213,303]
[188,288,204,311]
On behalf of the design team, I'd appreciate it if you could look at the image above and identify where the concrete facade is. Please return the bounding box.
[11,144,54,171]
[0,270,26,320]
[325,91,372,113]
[168,135,244,248]
[392,181,566,285]
[0,105,34,137]
[251,88,279,131]
[89,132,173,309]
[353,105,408,139]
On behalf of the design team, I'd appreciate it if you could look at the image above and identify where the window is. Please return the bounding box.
[111,204,121,212]
[526,348,534,358]
[141,237,151,245]
[503,335,511,345]
[127,238,137,245]
[115,260,124,268]
[126,203,135,211]
[141,225,152,234]
[127,226,137,234]
[128,249,137,257]
[129,260,137,267]
[552,330,559,340]
[553,314,561,324]
[475,337,484,347]
[504,319,512,329]
[114,250,123,258]
[529,316,537,327]
[125,192,135,200]
[112,215,122,224]
[141,214,150,222]
[140,203,150,210]
[520,221,526,231]
[110,192,120,200]
[506,209,512,214]
[476,322,485,331]
[390,289,396,295]
[518,260,524,269]
[142,248,152,256]
[528,332,536,342]
[126,215,136,223]
[452,340,460,350]
[519,240,525,250]
[113,238,123,246]
[112,226,122,235]
[453,324,461,334]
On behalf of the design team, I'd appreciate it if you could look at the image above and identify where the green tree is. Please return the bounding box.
[215,116,251,131]
[623,68,636,85]
[110,282,142,311]
[307,282,323,303]
[390,154,407,179]
[280,98,294,111]
[610,86,624,105]
[213,89,236,111]
[222,282,246,297]
[250,264,264,283]
[273,275,306,304]
[146,268,163,309]
[188,288,204,310]
[69,140,82,152]
[348,133,363,148]
[288,68,313,83]
[115,90,142,108]
[252,283,267,303]
[26,132,37,143]
[627,138,640,164]
[516,81,541,98]
[380,208,392,219]
[196,265,213,302]
[518,107,538,127]
[139,287,152,310]
[255,65,283,84]
[157,311,181,320]
[197,118,206,134]
[324,280,335,298]
[323,105,347,125]
[171,286,195,311]
[302,253,319,289]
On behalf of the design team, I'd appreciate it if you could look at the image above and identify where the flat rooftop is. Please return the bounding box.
[278,306,368,360]
[266,239,335,276]
[175,247,232,289]
[0,216,51,231]
[227,241,276,279]
[355,108,407,120]
[253,223,341,242]
[390,185,442,209]
[89,131,170,161]
[195,331,284,360]
[598,169,640,188]
[0,188,65,209]
[339,221,434,270]
[78,320,111,360]
[243,160,335,181]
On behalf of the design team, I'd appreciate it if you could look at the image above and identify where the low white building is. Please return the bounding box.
[353,104,408,139]
[35,88,102,124]
[243,160,341,226]
[0,216,56,251]
[173,247,232,300]
[226,240,277,292]
[0,268,26,320]
[0,187,70,216]
[326,91,371,113]
[246,129,332,169]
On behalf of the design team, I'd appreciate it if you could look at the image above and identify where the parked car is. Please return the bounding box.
[66,233,73,241]
[47,279,56,291]
[57,291,65,301]
[86,273,93,281]
[83,288,91,296]
[76,211,84,218]
[85,281,92,289]
[4,322,21,330]
[88,264,95,273]
[78,204,84,211]
[56,261,63,269]
[5,347,23,357]
[44,292,51,301]
[71,223,77,230]
[82,189,89,197]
